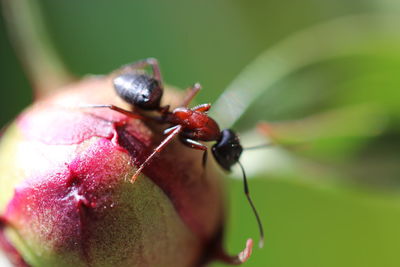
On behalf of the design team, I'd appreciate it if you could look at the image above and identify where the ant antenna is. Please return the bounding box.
[243,143,272,151]
[238,161,264,248]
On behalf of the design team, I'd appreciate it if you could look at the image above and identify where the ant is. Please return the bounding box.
[85,58,264,248]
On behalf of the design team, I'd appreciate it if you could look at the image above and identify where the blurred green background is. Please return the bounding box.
[1,1,400,266]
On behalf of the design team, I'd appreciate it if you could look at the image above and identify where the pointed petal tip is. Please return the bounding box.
[215,238,254,265]
[238,238,253,263]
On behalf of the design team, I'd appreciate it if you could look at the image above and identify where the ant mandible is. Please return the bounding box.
[86,58,264,248]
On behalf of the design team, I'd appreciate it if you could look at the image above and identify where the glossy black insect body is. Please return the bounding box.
[212,129,243,171]
[113,73,163,110]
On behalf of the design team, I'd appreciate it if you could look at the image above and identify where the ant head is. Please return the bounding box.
[113,73,163,110]
[212,129,243,171]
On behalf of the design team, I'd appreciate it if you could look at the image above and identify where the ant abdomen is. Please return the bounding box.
[113,73,163,110]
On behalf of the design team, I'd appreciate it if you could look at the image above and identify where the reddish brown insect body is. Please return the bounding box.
[168,105,221,142]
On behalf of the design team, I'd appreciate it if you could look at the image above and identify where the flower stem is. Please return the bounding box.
[2,0,73,99]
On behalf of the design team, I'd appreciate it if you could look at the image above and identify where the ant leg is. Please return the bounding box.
[130,125,182,183]
[181,138,208,168]
[191,103,211,113]
[163,125,181,135]
[118,58,163,85]
[180,83,202,107]
[79,104,144,120]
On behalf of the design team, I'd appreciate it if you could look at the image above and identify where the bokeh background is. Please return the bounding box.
[1,1,400,266]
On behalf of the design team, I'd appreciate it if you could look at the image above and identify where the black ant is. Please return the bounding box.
[85,58,264,248]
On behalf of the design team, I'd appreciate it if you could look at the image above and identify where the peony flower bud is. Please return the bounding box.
[0,75,252,266]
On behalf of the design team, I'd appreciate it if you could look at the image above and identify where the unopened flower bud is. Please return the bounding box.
[0,75,251,266]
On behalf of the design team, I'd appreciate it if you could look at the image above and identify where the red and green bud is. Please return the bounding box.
[0,75,251,266]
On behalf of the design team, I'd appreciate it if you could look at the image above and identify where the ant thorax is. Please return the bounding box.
[168,107,221,142]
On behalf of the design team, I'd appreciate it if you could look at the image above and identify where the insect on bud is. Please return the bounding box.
[0,73,253,266]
